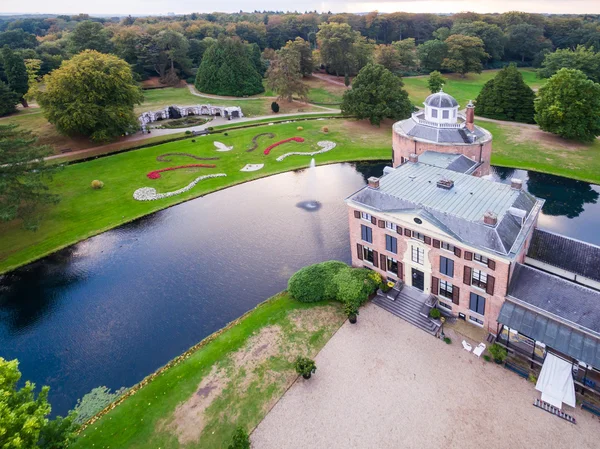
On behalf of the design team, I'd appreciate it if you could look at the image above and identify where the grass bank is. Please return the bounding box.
[0,118,391,274]
[71,293,345,449]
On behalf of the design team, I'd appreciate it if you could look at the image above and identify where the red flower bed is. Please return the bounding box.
[263,137,304,155]
[147,164,216,179]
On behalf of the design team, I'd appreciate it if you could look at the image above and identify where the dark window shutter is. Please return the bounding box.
[380,253,387,270]
[452,286,460,305]
[486,275,495,295]
[424,235,432,245]
[463,266,472,285]
[431,276,439,295]
[464,251,473,261]
[396,226,403,235]
[373,250,379,268]
[454,247,462,258]
[378,220,385,228]
[371,216,377,225]
[404,228,411,237]
[398,261,403,280]
[488,259,496,271]
[357,243,363,260]
[354,210,360,219]
[433,239,440,248]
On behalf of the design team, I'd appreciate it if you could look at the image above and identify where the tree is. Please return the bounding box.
[1,46,29,107]
[316,22,357,76]
[0,357,77,448]
[442,35,489,76]
[266,45,308,101]
[68,20,113,54]
[248,42,266,76]
[0,29,38,49]
[451,21,505,62]
[505,24,551,63]
[534,68,600,142]
[417,39,447,72]
[152,30,191,84]
[0,81,19,116]
[39,50,143,142]
[0,124,59,229]
[374,44,401,74]
[344,73,350,86]
[427,70,445,94]
[228,427,250,449]
[23,58,41,102]
[475,64,535,123]
[392,38,417,72]
[195,37,264,97]
[286,37,313,76]
[538,46,600,83]
[341,63,412,126]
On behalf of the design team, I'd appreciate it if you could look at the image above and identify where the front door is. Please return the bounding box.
[412,268,425,291]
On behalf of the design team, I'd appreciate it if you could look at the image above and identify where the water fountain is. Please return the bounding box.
[296,158,322,211]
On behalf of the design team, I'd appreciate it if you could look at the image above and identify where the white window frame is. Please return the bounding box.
[386,256,398,274]
[412,231,425,242]
[411,245,424,265]
[439,280,453,299]
[474,253,489,266]
[360,212,372,222]
[385,221,397,231]
[471,269,488,290]
[362,246,374,265]
[441,241,455,253]
[438,300,452,311]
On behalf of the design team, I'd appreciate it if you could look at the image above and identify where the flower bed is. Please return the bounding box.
[263,137,304,155]
[276,141,336,161]
[133,173,227,201]
[147,164,216,179]
[246,132,275,152]
[156,153,220,162]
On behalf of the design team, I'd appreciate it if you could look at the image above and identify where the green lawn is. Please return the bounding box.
[71,293,345,449]
[485,120,600,184]
[0,119,391,273]
[403,68,545,108]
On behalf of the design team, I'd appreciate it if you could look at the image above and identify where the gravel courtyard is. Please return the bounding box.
[252,303,599,449]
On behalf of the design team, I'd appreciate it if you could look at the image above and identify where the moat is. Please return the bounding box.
[0,162,598,415]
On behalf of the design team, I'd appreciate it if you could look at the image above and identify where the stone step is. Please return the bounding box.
[372,295,439,335]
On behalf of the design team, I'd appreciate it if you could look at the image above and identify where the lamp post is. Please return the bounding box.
[440,316,446,339]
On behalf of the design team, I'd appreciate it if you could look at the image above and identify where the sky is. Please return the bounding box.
[2,0,600,16]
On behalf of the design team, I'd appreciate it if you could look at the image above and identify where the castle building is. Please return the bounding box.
[346,91,600,404]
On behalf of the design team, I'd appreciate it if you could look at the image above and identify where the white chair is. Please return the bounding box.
[462,340,472,352]
[473,343,486,357]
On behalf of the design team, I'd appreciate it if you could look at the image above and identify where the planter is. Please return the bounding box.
[302,373,312,380]
[494,358,504,365]
[349,314,357,324]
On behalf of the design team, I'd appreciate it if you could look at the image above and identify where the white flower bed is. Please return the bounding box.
[240,164,264,172]
[276,141,336,162]
[214,141,233,152]
[133,173,227,201]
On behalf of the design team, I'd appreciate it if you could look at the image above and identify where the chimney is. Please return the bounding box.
[465,100,475,132]
[510,178,523,190]
[368,176,380,189]
[483,211,497,226]
[408,153,418,163]
[436,178,454,190]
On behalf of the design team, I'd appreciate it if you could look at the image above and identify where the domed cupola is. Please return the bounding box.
[423,89,459,124]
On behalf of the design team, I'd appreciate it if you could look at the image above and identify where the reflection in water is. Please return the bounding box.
[526,171,599,218]
[0,162,598,417]
[491,166,516,181]
[354,160,392,183]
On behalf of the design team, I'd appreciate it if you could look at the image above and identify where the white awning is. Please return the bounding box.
[535,353,576,409]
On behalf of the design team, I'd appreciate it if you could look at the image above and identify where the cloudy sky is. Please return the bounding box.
[2,0,600,16]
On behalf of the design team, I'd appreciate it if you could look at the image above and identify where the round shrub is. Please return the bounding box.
[191,139,196,142]
[224,132,228,136]
[429,308,441,319]
[297,126,303,131]
[185,130,192,135]
[207,126,214,131]
[321,126,329,133]
[271,101,280,113]
[91,180,104,190]
[288,260,347,303]
[332,267,380,307]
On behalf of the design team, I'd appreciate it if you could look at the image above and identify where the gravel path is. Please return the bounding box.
[252,303,599,449]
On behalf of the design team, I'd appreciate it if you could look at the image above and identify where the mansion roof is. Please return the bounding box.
[346,162,544,256]
[417,151,477,174]
[528,229,600,283]
[393,112,491,145]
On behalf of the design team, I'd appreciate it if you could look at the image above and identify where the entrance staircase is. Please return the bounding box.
[372,282,441,336]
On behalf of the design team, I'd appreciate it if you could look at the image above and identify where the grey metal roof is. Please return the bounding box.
[498,301,600,368]
[412,151,477,174]
[508,264,600,335]
[424,91,459,108]
[393,116,490,145]
[347,163,542,255]
[528,229,600,282]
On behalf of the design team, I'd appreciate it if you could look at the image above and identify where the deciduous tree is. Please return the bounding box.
[286,37,313,76]
[341,63,412,126]
[538,46,600,83]
[392,38,417,72]
[68,20,113,54]
[475,64,535,123]
[451,21,504,62]
[374,44,401,74]
[442,34,488,76]
[266,45,308,101]
[427,70,445,93]
[534,68,600,142]
[505,23,551,63]
[417,39,447,72]
[316,22,357,76]
[39,50,143,142]
[1,45,29,106]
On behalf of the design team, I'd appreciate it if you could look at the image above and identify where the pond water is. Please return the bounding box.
[0,162,598,416]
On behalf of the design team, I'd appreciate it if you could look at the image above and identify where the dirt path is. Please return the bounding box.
[312,73,351,88]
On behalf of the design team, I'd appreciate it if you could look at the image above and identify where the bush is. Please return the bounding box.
[207,127,214,131]
[294,356,316,378]
[191,139,196,142]
[224,132,228,136]
[271,101,280,113]
[91,180,104,190]
[333,267,381,307]
[228,426,250,449]
[297,126,303,131]
[429,308,441,319]
[483,355,491,362]
[488,343,508,363]
[528,373,537,383]
[73,386,126,425]
[287,260,347,303]
[443,337,452,344]
[380,282,392,293]
[344,301,359,317]
[321,126,329,133]
[185,130,192,135]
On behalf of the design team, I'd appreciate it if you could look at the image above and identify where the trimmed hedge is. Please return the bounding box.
[287,261,381,305]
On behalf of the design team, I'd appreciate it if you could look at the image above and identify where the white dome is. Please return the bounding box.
[424,91,459,108]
